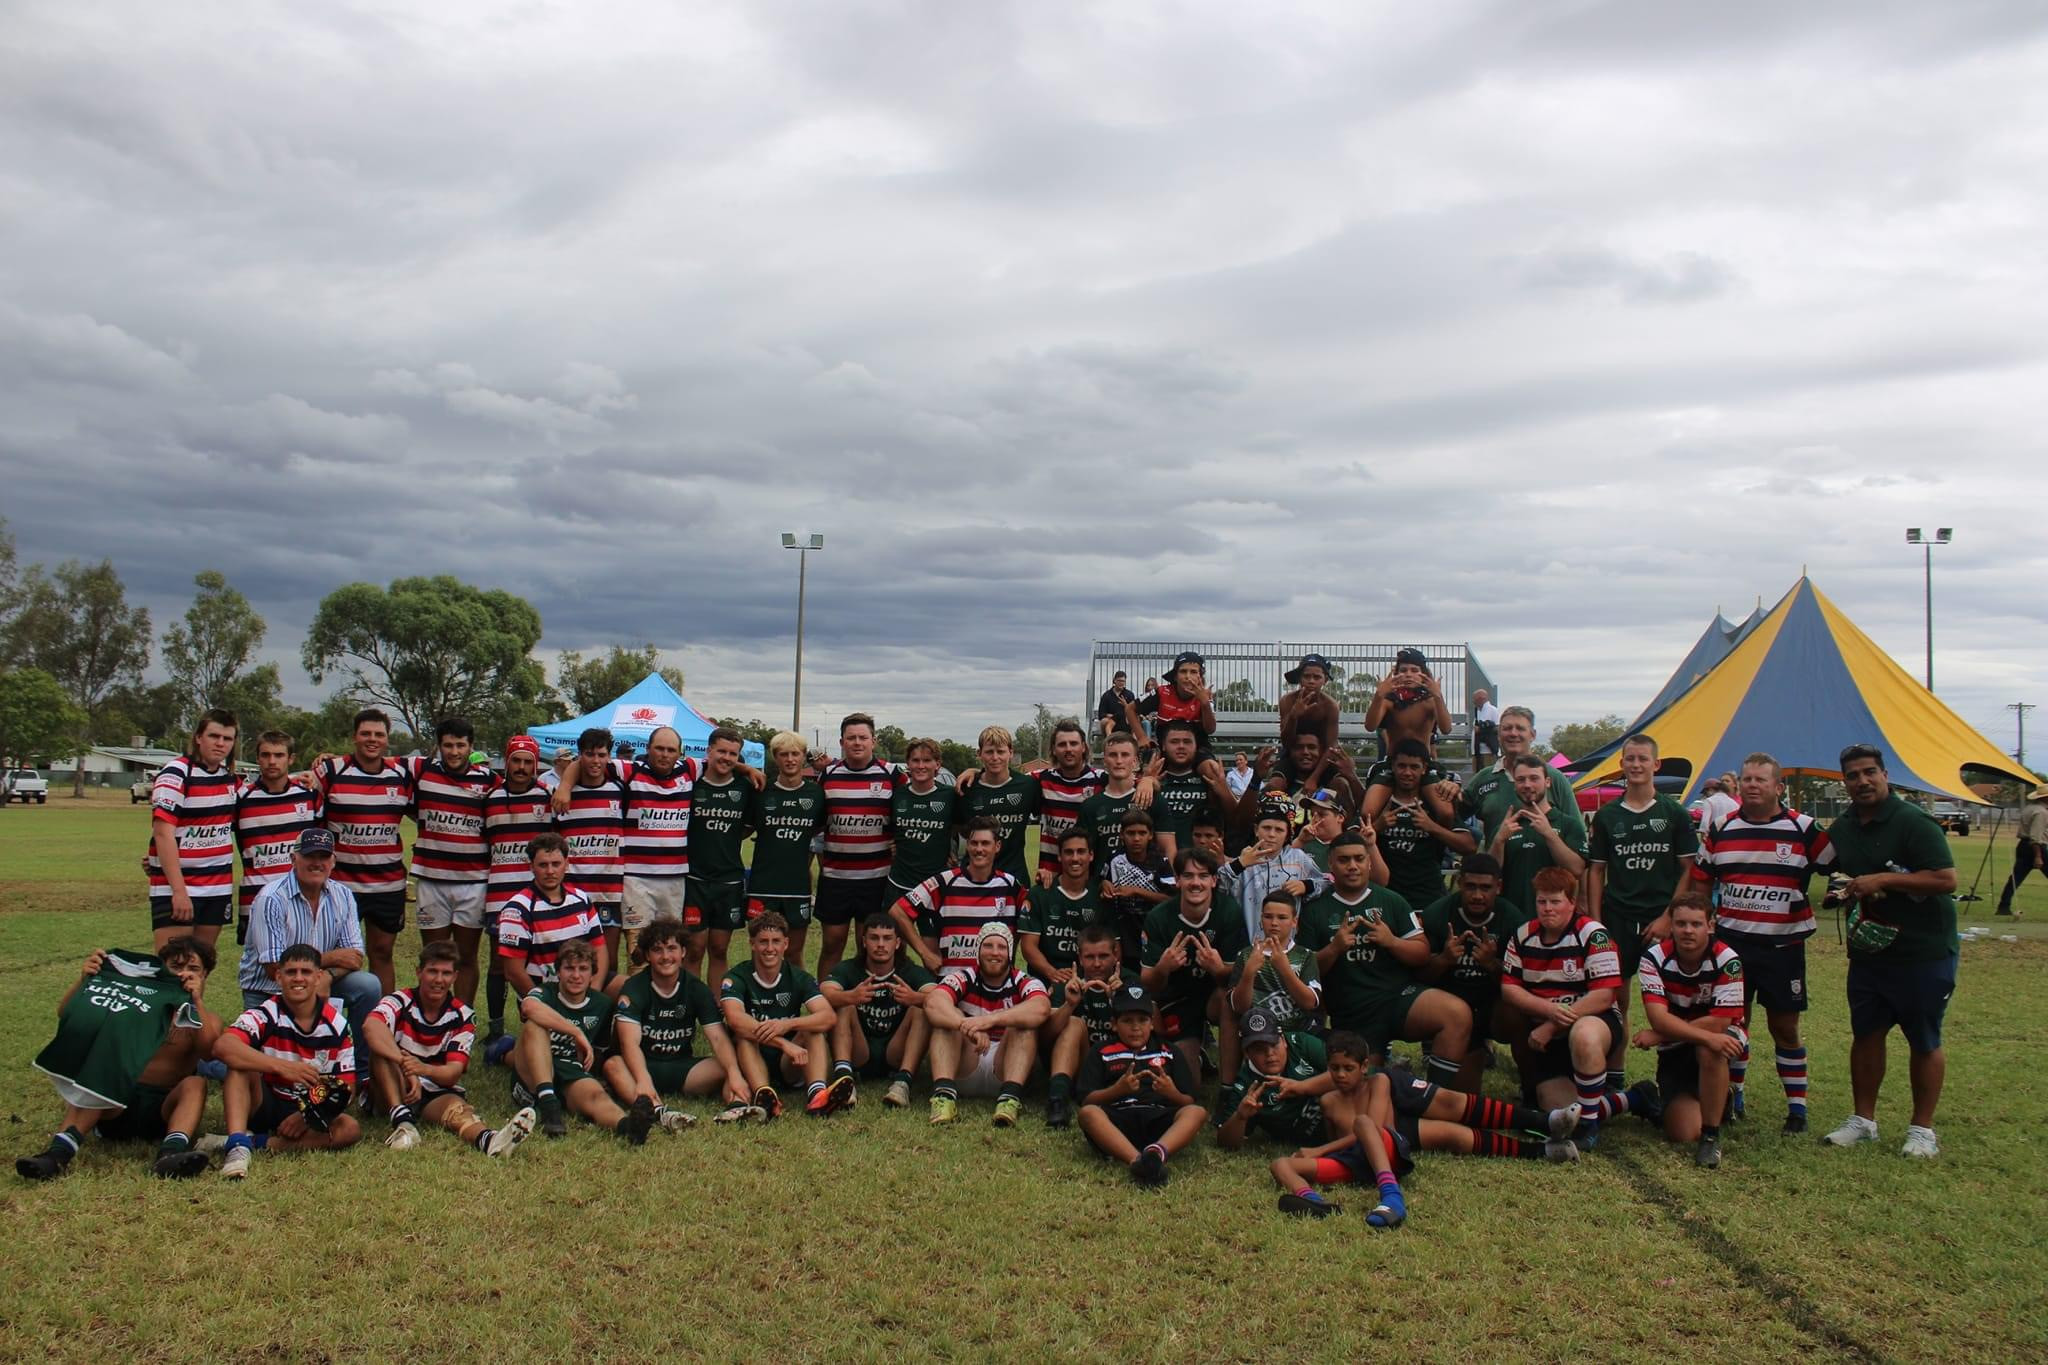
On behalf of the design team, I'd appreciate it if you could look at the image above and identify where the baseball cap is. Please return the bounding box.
[977,921,1015,952]
[1301,786,1343,813]
[295,828,336,855]
[1172,650,1204,670]
[1111,983,1153,1016]
[506,736,540,757]
[1284,651,1332,685]
[1395,647,1428,669]
[1238,1007,1283,1046]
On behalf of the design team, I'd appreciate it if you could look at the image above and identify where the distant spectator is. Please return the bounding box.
[1227,752,1254,798]
[1997,783,2048,916]
[1472,689,1500,763]
[1096,671,1136,739]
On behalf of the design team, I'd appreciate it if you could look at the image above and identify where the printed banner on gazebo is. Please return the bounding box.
[610,703,676,730]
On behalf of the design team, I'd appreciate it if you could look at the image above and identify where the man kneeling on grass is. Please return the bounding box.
[1271,1031,1582,1220]
[365,939,535,1158]
[717,911,849,1120]
[213,943,363,1179]
[1218,1010,1407,1230]
[604,921,745,1131]
[1075,984,1207,1187]
[19,938,222,1181]
[512,940,656,1144]
[1633,894,1746,1168]
[926,922,1051,1127]
[822,914,938,1110]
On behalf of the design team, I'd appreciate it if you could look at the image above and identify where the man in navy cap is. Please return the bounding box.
[239,828,384,1045]
[1074,983,1208,1186]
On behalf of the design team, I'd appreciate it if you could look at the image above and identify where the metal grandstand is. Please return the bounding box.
[1085,641,1499,752]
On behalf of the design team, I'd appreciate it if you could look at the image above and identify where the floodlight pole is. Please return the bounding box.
[783,533,824,732]
[1906,527,1952,691]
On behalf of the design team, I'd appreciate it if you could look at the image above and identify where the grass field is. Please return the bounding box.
[3,793,2045,1363]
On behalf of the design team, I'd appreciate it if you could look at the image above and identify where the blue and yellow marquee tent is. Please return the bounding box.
[1571,578,2029,803]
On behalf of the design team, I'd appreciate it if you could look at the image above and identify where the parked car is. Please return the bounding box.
[6,768,50,803]
[1928,800,1971,837]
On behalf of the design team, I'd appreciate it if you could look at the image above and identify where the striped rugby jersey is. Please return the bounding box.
[367,988,475,1094]
[1080,1036,1181,1115]
[144,757,238,900]
[893,867,1027,972]
[621,757,700,879]
[483,783,555,909]
[935,966,1047,1042]
[1693,806,1836,941]
[1638,939,1746,1050]
[410,759,496,883]
[228,995,357,1102]
[556,773,629,905]
[1502,914,1622,1007]
[819,759,903,881]
[496,883,604,985]
[317,756,418,895]
[1033,764,1108,876]
[233,780,323,912]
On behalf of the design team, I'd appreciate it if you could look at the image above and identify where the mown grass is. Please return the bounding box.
[2,801,2044,1363]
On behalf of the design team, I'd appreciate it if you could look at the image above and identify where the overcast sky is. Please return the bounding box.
[5,1,2043,754]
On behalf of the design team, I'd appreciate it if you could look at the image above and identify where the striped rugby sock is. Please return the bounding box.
[1776,1046,1808,1114]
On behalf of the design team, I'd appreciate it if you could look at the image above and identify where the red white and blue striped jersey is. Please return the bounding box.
[1034,764,1108,875]
[819,759,903,881]
[483,783,556,908]
[621,757,700,879]
[893,868,1026,972]
[1638,939,1746,1050]
[1693,806,1836,942]
[233,780,323,911]
[228,995,357,1101]
[410,759,495,883]
[1502,914,1622,1006]
[496,883,604,985]
[555,774,628,905]
[368,988,475,1094]
[317,756,417,895]
[144,757,238,900]
[935,967,1047,1042]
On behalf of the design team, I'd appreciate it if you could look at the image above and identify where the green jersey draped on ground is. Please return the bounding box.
[887,784,959,888]
[1590,795,1698,919]
[825,958,937,1039]
[1021,884,1105,972]
[33,951,201,1109]
[962,775,1041,883]
[614,972,721,1063]
[687,775,753,883]
[718,964,824,1022]
[1218,1031,1328,1144]
[749,780,825,899]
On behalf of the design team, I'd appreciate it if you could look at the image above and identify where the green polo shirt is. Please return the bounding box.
[1826,794,1958,963]
[1464,762,1579,842]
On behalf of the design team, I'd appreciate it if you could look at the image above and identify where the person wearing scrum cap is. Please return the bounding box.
[924,921,1051,1129]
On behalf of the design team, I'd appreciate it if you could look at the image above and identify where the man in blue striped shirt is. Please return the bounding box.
[239,829,382,1043]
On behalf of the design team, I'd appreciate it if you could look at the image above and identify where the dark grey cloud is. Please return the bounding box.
[3,0,2044,748]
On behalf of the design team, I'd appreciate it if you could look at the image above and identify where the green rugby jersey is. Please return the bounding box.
[1153,768,1212,848]
[1077,787,1138,877]
[962,774,1040,883]
[825,958,937,1038]
[527,983,614,1069]
[717,963,823,1022]
[1218,1031,1328,1144]
[1227,943,1322,1034]
[888,783,959,887]
[749,779,824,898]
[1375,800,1450,909]
[1299,885,1421,1027]
[688,775,753,882]
[614,971,720,1061]
[1589,795,1697,920]
[1020,883,1104,972]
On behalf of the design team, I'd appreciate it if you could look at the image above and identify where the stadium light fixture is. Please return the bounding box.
[1905,527,1952,690]
[783,533,824,731]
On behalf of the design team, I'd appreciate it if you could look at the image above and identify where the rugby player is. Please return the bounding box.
[821,914,938,1109]
[1633,895,1745,1167]
[364,940,535,1157]
[214,944,364,1179]
[925,922,1051,1127]
[146,708,240,953]
[481,737,555,1049]
[744,730,829,985]
[890,819,1027,974]
[315,708,416,993]
[511,940,656,1143]
[496,833,608,997]
[1487,753,1589,916]
[1139,846,1248,1081]
[410,717,497,1008]
[1043,923,1138,1128]
[604,921,741,1128]
[1228,890,1323,1035]
[1020,830,1106,987]
[231,729,322,950]
[813,713,905,979]
[717,911,848,1119]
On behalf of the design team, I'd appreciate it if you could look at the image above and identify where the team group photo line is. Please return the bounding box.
[25,648,1966,1226]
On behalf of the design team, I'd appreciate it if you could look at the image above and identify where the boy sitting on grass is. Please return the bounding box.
[718,911,848,1119]
[512,939,656,1144]
[364,939,535,1158]
[214,943,363,1179]
[604,921,745,1132]
[19,937,222,1181]
[1075,984,1208,1187]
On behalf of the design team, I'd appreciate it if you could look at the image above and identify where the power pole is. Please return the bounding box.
[2010,702,2036,771]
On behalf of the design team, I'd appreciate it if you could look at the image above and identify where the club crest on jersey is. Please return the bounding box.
[868,783,887,796]
[1775,842,1795,862]
[774,991,790,1006]
[1648,818,1668,833]
[386,788,400,799]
